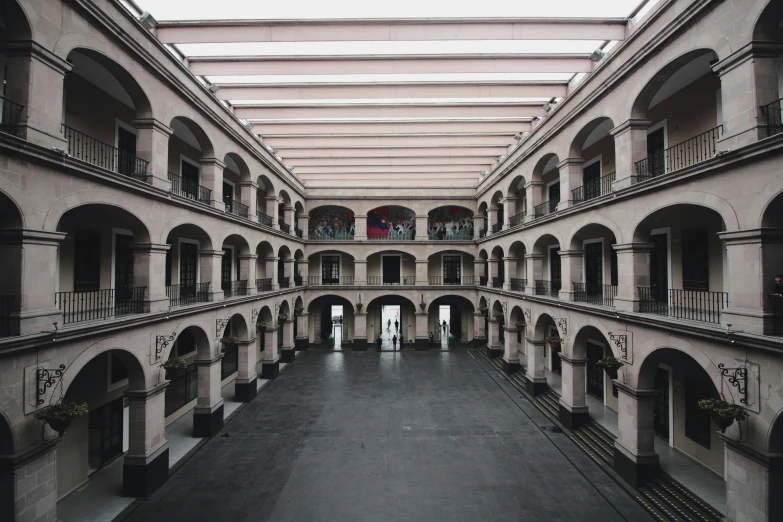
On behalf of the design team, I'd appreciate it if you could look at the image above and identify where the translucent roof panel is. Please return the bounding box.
[206,73,577,84]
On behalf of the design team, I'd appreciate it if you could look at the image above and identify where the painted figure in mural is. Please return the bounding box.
[367,206,415,239]
[309,206,355,240]
[428,206,474,240]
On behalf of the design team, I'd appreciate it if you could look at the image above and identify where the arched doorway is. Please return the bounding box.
[429,295,475,348]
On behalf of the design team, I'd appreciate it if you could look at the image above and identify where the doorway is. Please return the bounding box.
[650,233,669,303]
[654,366,671,441]
[331,304,343,349]
[586,342,604,399]
[438,305,450,348]
[381,305,401,349]
[382,255,401,284]
[88,397,124,473]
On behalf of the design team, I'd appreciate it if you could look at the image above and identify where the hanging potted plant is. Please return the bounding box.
[34,401,89,437]
[221,335,239,352]
[278,312,290,323]
[492,311,504,321]
[515,320,526,329]
[355,302,363,311]
[545,334,561,351]
[294,305,304,316]
[478,305,489,316]
[162,357,188,379]
[256,321,269,333]
[698,397,748,432]
[596,356,623,379]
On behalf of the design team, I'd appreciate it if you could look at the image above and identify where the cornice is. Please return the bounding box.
[0,40,73,74]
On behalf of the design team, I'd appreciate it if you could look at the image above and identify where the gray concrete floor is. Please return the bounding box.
[124,351,641,522]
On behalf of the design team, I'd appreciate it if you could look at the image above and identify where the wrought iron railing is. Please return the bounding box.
[309,229,355,240]
[278,220,291,234]
[61,124,149,182]
[637,286,727,324]
[0,95,24,135]
[479,276,488,286]
[761,97,783,138]
[509,212,525,227]
[633,125,723,183]
[366,231,415,240]
[225,199,249,219]
[491,223,502,233]
[510,278,526,292]
[428,229,473,240]
[0,295,16,337]
[166,282,211,307]
[278,276,290,289]
[572,172,615,205]
[168,172,212,205]
[428,276,474,285]
[256,278,273,292]
[534,280,560,298]
[573,283,617,307]
[257,212,274,227]
[55,286,146,324]
[367,275,416,285]
[533,200,557,218]
[294,275,303,286]
[492,277,504,289]
[222,280,248,298]
[479,229,487,239]
[295,228,303,238]
[307,275,355,285]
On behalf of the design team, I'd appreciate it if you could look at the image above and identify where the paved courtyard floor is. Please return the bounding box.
[125,351,647,522]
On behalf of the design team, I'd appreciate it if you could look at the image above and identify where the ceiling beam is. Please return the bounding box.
[235,104,546,119]
[156,18,627,44]
[286,156,494,166]
[257,121,530,135]
[264,134,513,147]
[281,147,507,158]
[294,165,488,174]
[189,55,593,76]
[215,82,568,101]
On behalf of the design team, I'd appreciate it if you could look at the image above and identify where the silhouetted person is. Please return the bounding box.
[442,320,448,334]
[392,335,397,350]
[399,334,404,350]
[394,319,399,332]
[429,332,434,346]
[387,319,391,331]
[376,335,382,352]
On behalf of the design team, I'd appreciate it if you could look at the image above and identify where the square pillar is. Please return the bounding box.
[487,318,502,358]
[295,312,309,350]
[558,355,589,429]
[612,243,654,312]
[235,339,257,402]
[354,260,367,286]
[525,338,547,396]
[613,383,659,487]
[130,243,170,313]
[238,254,257,295]
[474,215,486,236]
[280,318,295,363]
[503,196,517,227]
[198,250,225,301]
[416,215,428,241]
[610,119,652,190]
[524,181,544,222]
[240,180,258,222]
[414,311,429,350]
[556,158,583,210]
[473,259,485,286]
[525,253,544,288]
[558,250,584,302]
[353,311,367,349]
[722,435,783,522]
[265,256,279,291]
[265,196,280,230]
[488,258,498,285]
[123,383,169,497]
[487,207,498,235]
[502,326,520,374]
[199,158,226,210]
[472,311,486,346]
[297,214,309,240]
[193,355,225,438]
[503,257,517,291]
[132,118,173,190]
[415,260,428,286]
[354,215,367,240]
[1,438,59,522]
[260,327,280,379]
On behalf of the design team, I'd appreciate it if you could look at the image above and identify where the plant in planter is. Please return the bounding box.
[221,336,239,352]
[515,321,527,329]
[355,302,363,311]
[596,356,624,379]
[256,321,269,333]
[478,306,489,315]
[34,401,89,436]
[698,397,748,432]
[492,311,504,321]
[545,335,561,350]
[294,306,304,316]
[278,313,290,323]
[162,357,187,379]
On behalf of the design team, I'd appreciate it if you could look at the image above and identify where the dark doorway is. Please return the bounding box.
[550,248,561,292]
[322,255,340,284]
[681,228,709,291]
[114,234,134,305]
[650,233,668,302]
[74,229,101,291]
[583,161,601,200]
[548,182,561,212]
[443,255,461,284]
[382,256,401,284]
[223,182,234,212]
[181,160,199,200]
[647,128,666,177]
[179,242,198,291]
[88,397,124,472]
[584,242,603,290]
[586,342,604,398]
[117,127,137,177]
[654,367,670,440]
[221,248,232,291]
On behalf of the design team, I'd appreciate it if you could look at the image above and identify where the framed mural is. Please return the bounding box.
[367,206,415,240]
[428,206,474,240]
[309,206,355,240]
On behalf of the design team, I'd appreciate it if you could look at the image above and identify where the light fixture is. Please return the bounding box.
[542,102,553,112]
[138,12,158,30]
[495,155,505,162]
[286,165,294,171]
[208,84,220,93]
[589,49,605,62]
[242,120,254,131]
[513,133,523,141]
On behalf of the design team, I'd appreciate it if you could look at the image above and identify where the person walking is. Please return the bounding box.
[399,334,404,350]
[429,332,434,346]
[387,319,391,331]
[376,335,382,352]
[394,319,399,332]
[442,320,448,334]
[392,335,397,350]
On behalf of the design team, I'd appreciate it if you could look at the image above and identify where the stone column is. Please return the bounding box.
[415,214,429,241]
[474,215,486,236]
[353,311,367,349]
[503,256,517,291]
[613,243,654,312]
[0,438,59,522]
[556,158,583,210]
[414,311,429,350]
[473,259,484,285]
[260,326,279,379]
[504,196,517,227]
[297,214,309,240]
[613,383,659,487]
[193,354,225,438]
[0,230,65,336]
[354,260,367,286]
[198,250,225,301]
[487,207,498,235]
[130,243,171,313]
[265,256,278,291]
[354,215,367,240]
[714,42,783,150]
[488,258,498,287]
[295,312,308,350]
[525,253,544,291]
[415,260,428,286]
[473,311,486,346]
[199,158,226,210]
[132,118,173,190]
[722,436,783,522]
[525,337,547,396]
[488,318,503,358]
[502,326,520,374]
[296,259,308,287]
[239,180,258,222]
[280,318,295,363]
[558,249,584,302]
[281,258,294,288]
[266,196,280,230]
[238,254,257,295]
[235,338,258,402]
[610,119,652,190]
[124,383,169,497]
[524,181,544,222]
[282,206,295,232]
[558,355,589,429]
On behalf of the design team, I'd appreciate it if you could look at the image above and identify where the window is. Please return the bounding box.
[181,160,200,199]
[548,182,560,211]
[180,242,198,290]
[322,255,340,283]
[74,229,101,291]
[221,248,232,290]
[443,255,461,284]
[549,248,561,290]
[681,228,709,291]
[88,398,124,471]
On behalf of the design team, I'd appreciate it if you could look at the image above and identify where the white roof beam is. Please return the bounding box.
[257,121,529,135]
[280,147,507,158]
[264,135,512,147]
[289,157,494,166]
[295,165,489,174]
[235,104,546,119]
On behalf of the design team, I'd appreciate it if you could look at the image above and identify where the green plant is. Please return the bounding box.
[545,335,561,345]
[278,313,290,322]
[162,357,187,371]
[596,356,623,370]
[419,302,426,311]
[221,336,239,344]
[478,306,488,315]
[256,321,269,332]
[698,398,748,432]
[492,311,504,320]
[34,401,89,436]
[515,321,526,329]
[294,306,304,316]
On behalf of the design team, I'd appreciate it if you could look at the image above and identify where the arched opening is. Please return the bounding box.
[631,49,722,181]
[532,233,561,297]
[533,312,561,383]
[294,201,305,237]
[167,116,215,205]
[508,241,527,292]
[0,191,23,336]
[307,295,354,348]
[569,117,616,204]
[633,204,727,323]
[366,250,416,285]
[572,326,617,413]
[222,153,250,218]
[429,295,474,347]
[220,313,248,380]
[476,296,489,344]
[62,49,153,181]
[277,245,292,288]
[308,205,356,240]
[366,294,416,349]
[165,325,211,418]
[477,201,489,238]
[256,306,273,359]
[308,250,354,286]
[367,205,415,240]
[507,175,527,226]
[761,192,783,334]
[0,1,32,137]
[490,190,504,234]
[221,234,250,298]
[277,300,291,355]
[427,250,474,286]
[255,241,274,292]
[293,249,304,286]
[532,153,561,218]
[753,1,783,137]
[164,224,212,307]
[569,223,619,305]
[478,249,489,286]
[55,204,151,324]
[509,305,526,362]
[427,206,473,240]
[491,246,505,289]
[278,190,292,234]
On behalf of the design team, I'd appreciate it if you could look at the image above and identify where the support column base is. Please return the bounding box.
[526,378,548,396]
[193,404,224,438]
[352,337,368,351]
[488,347,503,359]
[502,359,520,375]
[414,338,429,351]
[558,403,589,430]
[295,338,308,350]
[280,348,295,363]
[123,447,169,497]
[234,377,257,402]
[260,361,280,379]
[471,337,486,347]
[614,447,659,487]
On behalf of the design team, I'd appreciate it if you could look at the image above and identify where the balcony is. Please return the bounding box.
[294,274,303,287]
[571,172,615,205]
[510,278,526,292]
[278,220,291,234]
[762,97,783,138]
[0,95,24,137]
[225,199,249,219]
[572,283,617,307]
[479,276,488,286]
[367,232,414,241]
[256,278,273,292]
[633,126,723,183]
[55,286,146,325]
[509,212,525,227]
[166,283,211,307]
[534,280,560,298]
[491,223,502,234]
[295,228,303,238]
[278,276,290,289]
[479,229,487,239]
[428,229,473,240]
[222,280,248,298]
[533,200,557,219]
[0,295,16,337]
[61,125,149,183]
[168,172,212,206]
[367,275,416,285]
[637,287,728,324]
[428,276,474,285]
[257,212,274,227]
[307,276,355,286]
[492,277,504,289]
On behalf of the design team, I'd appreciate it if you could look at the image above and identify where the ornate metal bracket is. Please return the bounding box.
[607,332,628,360]
[523,308,532,327]
[718,363,748,404]
[37,365,66,405]
[554,317,567,337]
[251,308,261,325]
[155,332,176,360]
[216,317,230,339]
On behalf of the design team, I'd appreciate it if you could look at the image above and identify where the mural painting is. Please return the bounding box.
[367,206,415,239]
[428,206,474,240]
[309,206,355,239]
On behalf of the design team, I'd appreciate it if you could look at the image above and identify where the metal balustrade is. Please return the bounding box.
[278,276,290,289]
[225,199,249,219]
[257,212,274,227]
[510,278,526,292]
[168,172,212,205]
[256,278,273,292]
[55,286,146,324]
[0,95,24,136]
[367,275,416,285]
[491,223,502,233]
[533,200,557,218]
[633,126,723,183]
[637,286,727,324]
[166,282,211,307]
[479,276,488,286]
[571,172,615,204]
[366,231,415,240]
[761,97,783,137]
[509,212,525,227]
[492,277,504,289]
[0,295,16,337]
[278,220,291,234]
[428,229,473,240]
[428,276,474,285]
[222,280,248,298]
[572,283,617,307]
[61,125,149,182]
[534,280,560,298]
[307,276,355,285]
